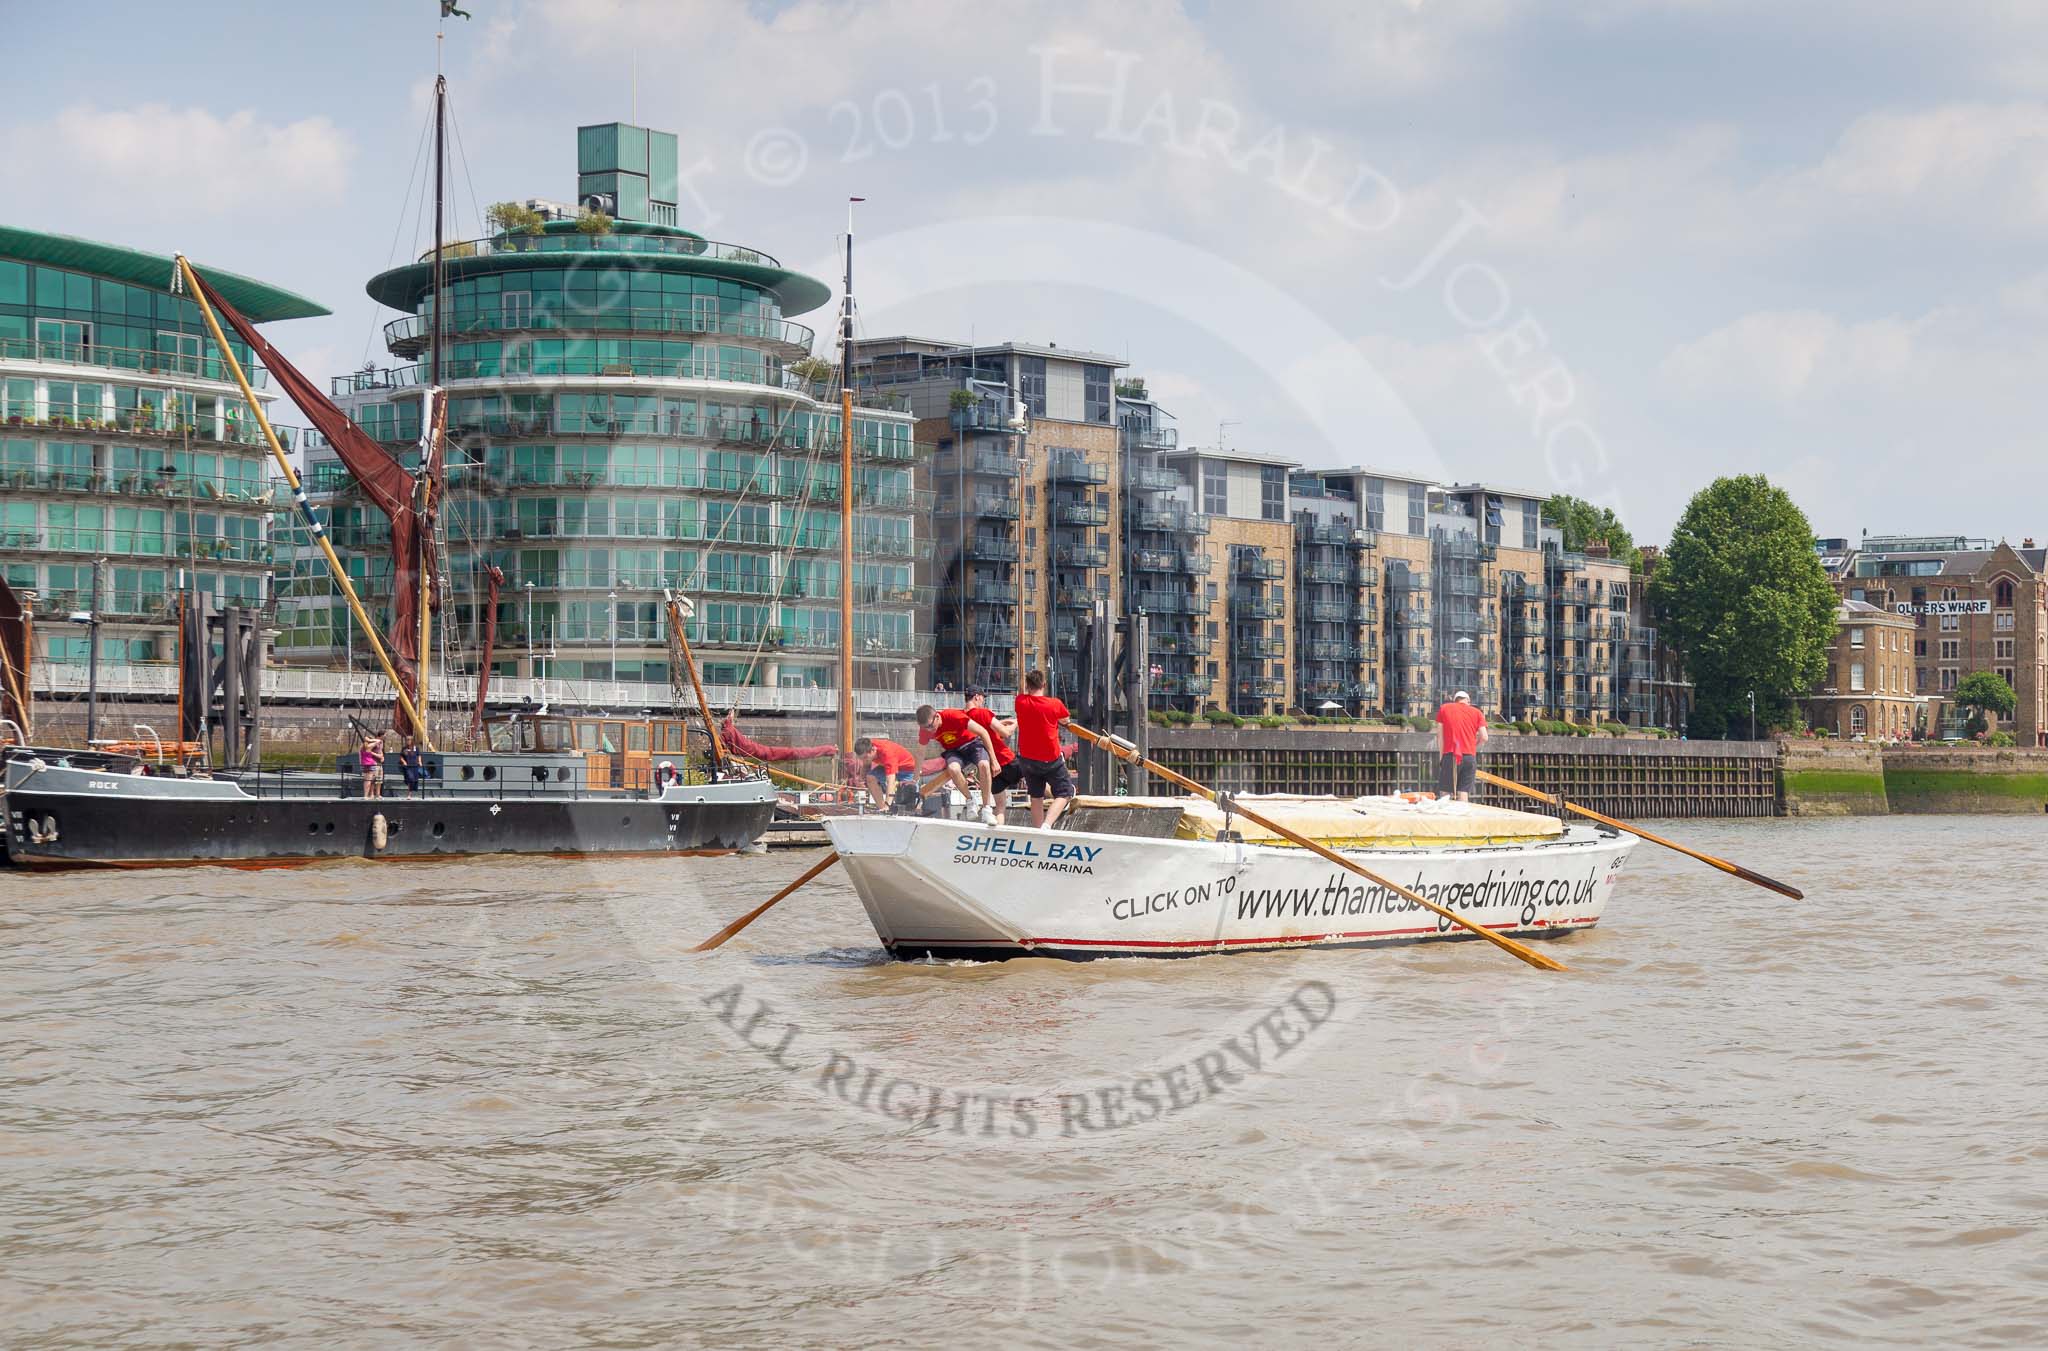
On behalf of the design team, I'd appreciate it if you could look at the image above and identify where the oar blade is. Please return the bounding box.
[692,851,840,952]
[1728,863,1804,900]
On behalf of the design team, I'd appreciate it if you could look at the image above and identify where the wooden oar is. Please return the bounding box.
[1474,769,1803,900]
[692,851,841,952]
[1068,724,1567,972]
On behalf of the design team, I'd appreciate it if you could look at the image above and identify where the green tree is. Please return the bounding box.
[575,207,614,236]
[788,356,836,386]
[1648,475,1838,738]
[1542,494,1641,571]
[1953,670,2017,736]
[485,201,546,237]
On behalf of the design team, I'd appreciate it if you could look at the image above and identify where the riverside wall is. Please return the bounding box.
[1141,728,1781,820]
[1779,741,1890,816]
[1879,748,2048,815]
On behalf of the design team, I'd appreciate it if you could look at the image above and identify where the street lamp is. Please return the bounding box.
[1748,689,1757,741]
[608,589,618,685]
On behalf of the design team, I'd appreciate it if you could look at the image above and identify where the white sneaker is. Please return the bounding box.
[979,805,1001,826]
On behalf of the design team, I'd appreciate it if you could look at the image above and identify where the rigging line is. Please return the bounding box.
[367,104,436,370]
[443,90,486,246]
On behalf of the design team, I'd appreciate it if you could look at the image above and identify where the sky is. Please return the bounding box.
[8,0,2048,545]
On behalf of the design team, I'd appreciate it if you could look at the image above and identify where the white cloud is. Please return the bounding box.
[1658,311,1918,403]
[4,104,354,217]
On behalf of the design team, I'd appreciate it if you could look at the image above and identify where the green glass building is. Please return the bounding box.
[294,123,926,699]
[0,224,324,675]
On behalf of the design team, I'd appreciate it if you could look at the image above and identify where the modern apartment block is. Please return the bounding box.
[853,336,1125,691]
[1115,382,1213,708]
[0,225,324,673]
[1164,445,1298,717]
[296,123,925,694]
[1284,468,1656,725]
[1818,534,2046,743]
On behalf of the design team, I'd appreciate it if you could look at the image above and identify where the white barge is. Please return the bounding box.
[824,794,1636,961]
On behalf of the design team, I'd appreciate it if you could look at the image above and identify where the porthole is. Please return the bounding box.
[324,822,336,834]
[483,766,497,781]
[308,821,319,835]
[533,766,549,782]
[461,765,475,781]
[556,767,571,782]
[432,822,446,837]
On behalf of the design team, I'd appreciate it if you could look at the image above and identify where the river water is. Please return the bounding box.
[4,816,2046,1348]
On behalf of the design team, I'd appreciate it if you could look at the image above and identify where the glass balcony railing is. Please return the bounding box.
[383,307,815,357]
[1054,502,1110,527]
[420,231,784,268]
[1049,453,1109,484]
[0,336,271,390]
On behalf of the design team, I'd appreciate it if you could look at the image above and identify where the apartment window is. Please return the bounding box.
[1997,667,2016,695]
[1940,614,1959,632]
[1996,638,2015,660]
[1203,464,1227,517]
[1996,579,2015,608]
[1083,364,1112,423]
[1408,493,1425,536]
[1850,628,1864,648]
[1996,611,2015,632]
[1849,661,1864,691]
[1025,527,1036,547]
[1916,667,1927,692]
[1015,356,1046,417]
[1914,638,1926,657]
[1260,466,1284,522]
[1522,505,1537,550]
[1850,706,1866,734]
[1940,668,1958,691]
[1939,639,1959,660]
[1364,478,1385,532]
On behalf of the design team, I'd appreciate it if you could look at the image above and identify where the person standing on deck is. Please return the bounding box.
[1012,669,1077,830]
[399,738,425,797]
[360,733,387,800]
[1433,690,1488,802]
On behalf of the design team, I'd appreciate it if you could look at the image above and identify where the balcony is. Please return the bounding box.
[1054,544,1107,569]
[965,493,1020,520]
[967,537,1019,562]
[0,336,272,390]
[1054,501,1111,527]
[1124,425,1180,452]
[1149,632,1212,656]
[1154,674,1212,696]
[1135,589,1206,616]
[1129,465,1182,491]
[1233,636,1283,659]
[1231,594,1284,620]
[1304,601,1353,623]
[1553,623,1591,641]
[1299,563,1349,585]
[938,624,1020,649]
[382,307,816,360]
[1049,452,1109,485]
[1235,678,1285,698]
[1136,505,1208,534]
[1235,555,1285,580]
[1054,587,1098,611]
[969,583,1018,606]
[963,449,1021,477]
[1308,640,1362,661]
[1,467,286,509]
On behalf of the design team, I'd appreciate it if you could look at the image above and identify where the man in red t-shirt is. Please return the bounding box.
[916,702,1001,825]
[1011,669,1076,829]
[1433,690,1489,801]
[853,736,917,811]
[964,686,1022,822]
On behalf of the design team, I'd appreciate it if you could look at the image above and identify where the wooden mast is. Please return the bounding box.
[838,198,860,757]
[413,67,448,751]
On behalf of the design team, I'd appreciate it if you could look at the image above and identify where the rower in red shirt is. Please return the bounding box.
[966,686,1020,823]
[1432,689,1489,802]
[1010,668,1076,830]
[853,736,917,811]
[916,702,1001,825]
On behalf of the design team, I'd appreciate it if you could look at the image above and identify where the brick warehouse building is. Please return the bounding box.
[1822,535,2047,743]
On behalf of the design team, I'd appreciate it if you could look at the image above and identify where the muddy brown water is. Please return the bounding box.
[4,817,2046,1348]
